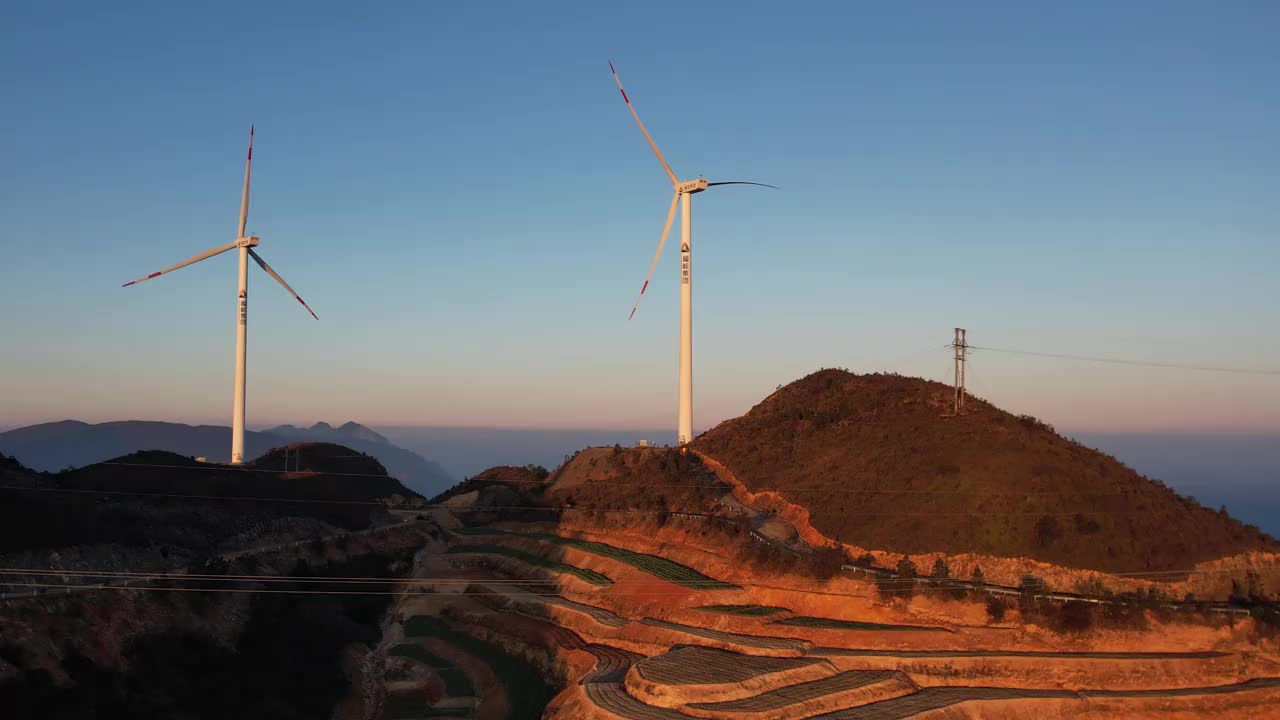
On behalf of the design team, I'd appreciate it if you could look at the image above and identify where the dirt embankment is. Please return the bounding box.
[481,518,1280,665]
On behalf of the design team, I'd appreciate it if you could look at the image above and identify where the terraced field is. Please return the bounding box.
[438,527,1280,718]
[523,532,739,589]
[1082,677,1280,699]
[640,617,810,652]
[404,615,554,720]
[771,616,948,633]
[584,682,688,720]
[685,670,912,714]
[451,527,511,536]
[809,686,1079,719]
[635,645,825,685]
[696,604,790,616]
[582,643,642,684]
[479,582,629,627]
[446,543,613,585]
[387,642,476,696]
[384,695,474,719]
[805,680,1280,719]
[449,526,736,589]
[810,646,1229,660]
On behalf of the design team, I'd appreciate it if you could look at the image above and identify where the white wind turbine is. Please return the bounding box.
[610,62,775,445]
[121,127,318,464]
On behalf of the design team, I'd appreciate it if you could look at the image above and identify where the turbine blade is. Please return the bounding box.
[609,61,678,186]
[706,181,779,189]
[628,190,680,320]
[121,240,240,287]
[237,125,254,238]
[248,248,319,320]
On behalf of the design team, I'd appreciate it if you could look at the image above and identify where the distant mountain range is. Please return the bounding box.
[0,420,454,497]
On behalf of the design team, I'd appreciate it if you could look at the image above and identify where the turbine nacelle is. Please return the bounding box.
[236,235,260,248]
[676,178,708,194]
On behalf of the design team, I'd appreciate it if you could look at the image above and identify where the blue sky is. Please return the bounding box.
[1,1,1277,432]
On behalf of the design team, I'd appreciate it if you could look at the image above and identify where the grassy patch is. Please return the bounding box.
[771,616,946,632]
[523,532,738,590]
[448,526,736,590]
[387,643,475,696]
[404,616,554,720]
[696,604,790,616]
[446,543,613,586]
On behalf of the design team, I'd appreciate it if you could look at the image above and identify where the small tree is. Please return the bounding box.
[1020,575,1048,597]
[1247,571,1266,603]
[971,565,985,586]
[985,596,1009,622]
[930,558,951,580]
[896,556,918,578]
[1058,600,1095,633]
[810,546,846,580]
[1034,515,1060,547]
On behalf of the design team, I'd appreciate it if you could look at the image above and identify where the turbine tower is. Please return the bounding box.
[610,62,774,445]
[122,127,318,464]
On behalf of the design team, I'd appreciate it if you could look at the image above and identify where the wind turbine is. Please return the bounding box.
[121,127,318,465]
[610,62,774,446]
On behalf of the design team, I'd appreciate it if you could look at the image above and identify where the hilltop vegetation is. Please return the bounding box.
[0,443,417,559]
[693,370,1277,572]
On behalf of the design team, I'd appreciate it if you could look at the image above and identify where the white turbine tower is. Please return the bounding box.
[122,127,318,464]
[610,62,774,446]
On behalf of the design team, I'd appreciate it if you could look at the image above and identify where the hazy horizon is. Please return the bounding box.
[11,416,1276,535]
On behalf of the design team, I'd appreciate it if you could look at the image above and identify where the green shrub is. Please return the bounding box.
[445,544,612,586]
[695,604,789,617]
[772,616,944,632]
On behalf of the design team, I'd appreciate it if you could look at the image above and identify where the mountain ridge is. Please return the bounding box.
[0,419,453,497]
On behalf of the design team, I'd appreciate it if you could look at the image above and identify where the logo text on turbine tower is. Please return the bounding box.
[681,253,690,285]
[239,290,247,326]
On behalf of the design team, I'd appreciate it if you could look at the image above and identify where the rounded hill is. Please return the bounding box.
[692,369,1276,572]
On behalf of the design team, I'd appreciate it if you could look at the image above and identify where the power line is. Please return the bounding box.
[0,581,755,598]
[0,567,739,587]
[968,345,1280,377]
[33,452,1203,496]
[0,486,1198,515]
[8,560,1269,583]
[0,483,392,506]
